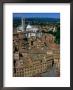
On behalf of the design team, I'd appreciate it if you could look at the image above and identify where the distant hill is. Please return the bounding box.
[13,17,60,27]
[25,17,60,23]
[13,17,21,27]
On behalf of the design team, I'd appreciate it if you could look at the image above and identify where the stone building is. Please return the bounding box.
[13,23,60,77]
[13,53,54,77]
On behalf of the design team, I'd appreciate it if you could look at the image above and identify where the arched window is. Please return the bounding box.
[31,41,33,45]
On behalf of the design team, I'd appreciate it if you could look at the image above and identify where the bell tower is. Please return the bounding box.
[21,18,25,32]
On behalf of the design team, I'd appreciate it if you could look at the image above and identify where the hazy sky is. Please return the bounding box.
[13,13,60,19]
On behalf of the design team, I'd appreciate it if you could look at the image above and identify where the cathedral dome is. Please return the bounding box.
[26,24,32,29]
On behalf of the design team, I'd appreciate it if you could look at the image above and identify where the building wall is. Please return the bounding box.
[14,59,53,77]
[13,27,60,77]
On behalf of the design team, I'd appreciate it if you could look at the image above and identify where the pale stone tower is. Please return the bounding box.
[21,18,25,32]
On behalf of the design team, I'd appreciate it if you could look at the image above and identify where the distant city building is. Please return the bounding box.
[48,26,57,32]
[26,24,38,38]
[16,18,42,38]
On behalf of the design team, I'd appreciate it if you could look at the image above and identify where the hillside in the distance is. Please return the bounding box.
[13,17,60,27]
